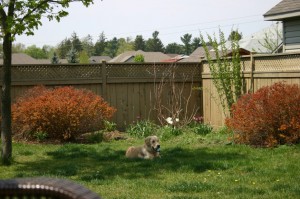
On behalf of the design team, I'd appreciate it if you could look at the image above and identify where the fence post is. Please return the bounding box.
[101,60,107,99]
[249,53,255,93]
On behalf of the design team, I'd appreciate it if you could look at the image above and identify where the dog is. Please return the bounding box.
[125,135,161,159]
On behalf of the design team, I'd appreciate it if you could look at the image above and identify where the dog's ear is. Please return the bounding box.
[145,136,151,147]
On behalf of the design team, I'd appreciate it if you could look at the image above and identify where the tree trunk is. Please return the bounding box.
[1,32,12,165]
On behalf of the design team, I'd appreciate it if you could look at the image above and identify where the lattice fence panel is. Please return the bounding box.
[9,64,102,81]
[106,63,201,79]
[255,54,300,71]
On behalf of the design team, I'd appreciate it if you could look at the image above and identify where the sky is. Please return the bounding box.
[15,0,282,48]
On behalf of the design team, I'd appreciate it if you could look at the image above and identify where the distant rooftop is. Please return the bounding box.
[264,0,300,20]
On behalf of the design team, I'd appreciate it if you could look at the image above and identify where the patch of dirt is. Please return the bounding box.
[102,131,127,142]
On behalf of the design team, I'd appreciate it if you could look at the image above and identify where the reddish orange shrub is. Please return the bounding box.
[226,82,300,147]
[12,86,116,141]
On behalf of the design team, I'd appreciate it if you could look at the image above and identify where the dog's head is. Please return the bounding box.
[145,135,160,153]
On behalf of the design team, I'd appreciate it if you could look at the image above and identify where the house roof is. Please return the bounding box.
[0,53,41,65]
[179,46,213,62]
[0,53,68,65]
[264,0,300,21]
[162,55,189,63]
[109,50,171,63]
[223,23,282,53]
[89,56,112,63]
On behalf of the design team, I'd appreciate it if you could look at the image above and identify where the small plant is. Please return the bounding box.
[189,116,213,135]
[103,120,117,132]
[34,131,48,142]
[126,120,158,138]
[192,123,213,135]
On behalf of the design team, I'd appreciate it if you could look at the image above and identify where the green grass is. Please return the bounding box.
[1,132,300,199]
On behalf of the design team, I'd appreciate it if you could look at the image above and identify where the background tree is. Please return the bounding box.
[71,32,82,52]
[42,45,55,59]
[79,50,89,63]
[134,35,146,51]
[94,32,106,56]
[117,37,134,55]
[0,0,95,165]
[67,47,79,63]
[258,23,282,53]
[51,52,60,64]
[24,45,48,59]
[104,37,119,58]
[57,38,72,59]
[145,31,164,52]
[81,34,94,57]
[228,30,243,41]
[12,43,26,53]
[181,33,192,55]
[192,37,201,51]
[165,43,184,54]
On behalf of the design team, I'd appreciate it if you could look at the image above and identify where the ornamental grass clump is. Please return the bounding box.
[12,86,116,142]
[226,82,300,147]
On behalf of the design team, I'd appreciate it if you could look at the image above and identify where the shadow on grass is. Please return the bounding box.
[14,143,246,182]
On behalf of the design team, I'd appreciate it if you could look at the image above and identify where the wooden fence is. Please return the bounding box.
[1,52,300,130]
[0,62,202,130]
[202,52,300,127]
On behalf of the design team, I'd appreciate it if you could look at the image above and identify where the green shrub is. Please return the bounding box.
[12,86,116,142]
[126,120,158,138]
[226,82,300,147]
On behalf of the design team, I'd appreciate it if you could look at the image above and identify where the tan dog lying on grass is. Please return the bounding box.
[126,135,161,159]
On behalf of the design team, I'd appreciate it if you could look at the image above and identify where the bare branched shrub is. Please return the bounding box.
[150,64,199,128]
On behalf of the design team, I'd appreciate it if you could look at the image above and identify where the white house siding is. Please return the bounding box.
[284,17,300,52]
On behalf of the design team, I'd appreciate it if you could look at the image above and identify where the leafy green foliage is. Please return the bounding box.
[79,50,89,63]
[126,120,159,138]
[134,54,145,63]
[226,82,300,147]
[165,42,184,54]
[181,33,192,55]
[200,29,242,116]
[24,45,48,59]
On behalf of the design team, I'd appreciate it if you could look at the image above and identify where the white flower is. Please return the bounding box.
[166,117,173,125]
[165,117,179,125]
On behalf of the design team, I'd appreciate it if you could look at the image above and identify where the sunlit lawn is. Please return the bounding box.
[0,132,299,199]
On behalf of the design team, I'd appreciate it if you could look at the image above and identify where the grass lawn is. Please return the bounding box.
[0,132,299,199]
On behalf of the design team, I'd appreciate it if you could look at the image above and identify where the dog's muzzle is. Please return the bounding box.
[154,145,160,152]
